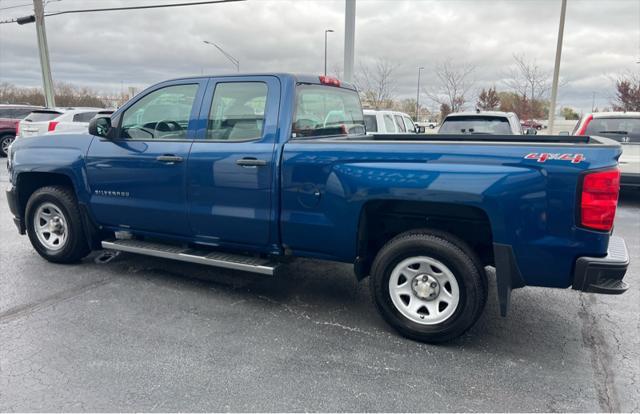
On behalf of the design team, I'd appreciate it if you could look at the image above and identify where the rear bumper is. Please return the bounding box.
[572,236,629,294]
[5,184,25,234]
[620,172,640,188]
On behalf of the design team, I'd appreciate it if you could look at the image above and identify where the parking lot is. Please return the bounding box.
[0,164,638,412]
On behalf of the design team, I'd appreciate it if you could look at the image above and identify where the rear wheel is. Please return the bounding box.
[369,230,487,343]
[26,186,90,263]
[0,134,15,157]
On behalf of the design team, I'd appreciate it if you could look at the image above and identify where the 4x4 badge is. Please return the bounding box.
[524,153,585,163]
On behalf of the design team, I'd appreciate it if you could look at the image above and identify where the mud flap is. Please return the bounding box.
[493,243,526,317]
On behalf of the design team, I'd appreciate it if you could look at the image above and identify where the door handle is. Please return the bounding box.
[236,157,267,167]
[156,155,183,164]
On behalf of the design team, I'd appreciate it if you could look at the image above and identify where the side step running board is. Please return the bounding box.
[101,239,280,276]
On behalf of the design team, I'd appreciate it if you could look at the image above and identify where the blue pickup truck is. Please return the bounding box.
[5,74,630,342]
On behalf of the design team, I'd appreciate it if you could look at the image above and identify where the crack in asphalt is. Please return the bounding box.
[0,277,113,324]
[579,293,620,412]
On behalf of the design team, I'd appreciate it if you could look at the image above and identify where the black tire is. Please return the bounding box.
[369,229,487,343]
[0,134,15,157]
[536,125,542,131]
[25,186,90,263]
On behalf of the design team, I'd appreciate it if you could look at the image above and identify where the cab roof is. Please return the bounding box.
[168,73,357,91]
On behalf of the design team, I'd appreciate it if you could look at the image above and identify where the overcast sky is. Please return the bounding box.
[0,0,638,113]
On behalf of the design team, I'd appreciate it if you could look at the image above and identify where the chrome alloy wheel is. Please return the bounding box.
[388,256,460,325]
[33,202,68,251]
[1,135,14,154]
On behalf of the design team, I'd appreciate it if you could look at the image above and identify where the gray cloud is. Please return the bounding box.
[0,0,638,112]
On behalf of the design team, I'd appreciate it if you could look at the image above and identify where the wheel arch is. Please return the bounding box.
[354,199,494,280]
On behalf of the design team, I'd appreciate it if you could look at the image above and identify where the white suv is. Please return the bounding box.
[439,111,524,135]
[363,110,417,134]
[17,107,104,138]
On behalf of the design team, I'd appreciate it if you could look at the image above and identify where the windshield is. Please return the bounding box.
[585,117,640,143]
[24,111,62,122]
[293,84,364,138]
[439,115,512,135]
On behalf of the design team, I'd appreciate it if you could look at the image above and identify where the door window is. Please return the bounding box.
[207,82,268,141]
[394,115,406,132]
[120,84,198,139]
[383,114,396,132]
[403,116,415,132]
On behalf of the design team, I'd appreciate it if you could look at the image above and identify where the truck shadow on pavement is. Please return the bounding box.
[93,248,588,354]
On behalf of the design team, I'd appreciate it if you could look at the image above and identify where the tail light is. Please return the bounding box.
[48,121,59,132]
[575,114,593,135]
[580,168,620,231]
[319,75,341,87]
[15,122,20,137]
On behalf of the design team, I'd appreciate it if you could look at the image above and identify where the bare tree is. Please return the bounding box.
[424,60,475,113]
[503,54,551,101]
[355,59,397,109]
[502,54,555,119]
[0,82,107,107]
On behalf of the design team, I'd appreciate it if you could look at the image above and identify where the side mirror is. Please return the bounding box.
[524,128,537,135]
[89,116,112,138]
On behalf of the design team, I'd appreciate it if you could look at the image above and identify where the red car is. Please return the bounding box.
[520,119,545,130]
[0,104,43,157]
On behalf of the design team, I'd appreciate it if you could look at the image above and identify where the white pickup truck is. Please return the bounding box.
[363,109,417,134]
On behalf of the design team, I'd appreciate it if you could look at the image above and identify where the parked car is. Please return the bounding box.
[363,109,417,134]
[573,111,640,188]
[6,74,629,343]
[16,107,103,139]
[439,111,526,135]
[521,119,546,130]
[0,104,43,156]
[415,120,438,131]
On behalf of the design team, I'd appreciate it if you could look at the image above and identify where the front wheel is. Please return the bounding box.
[25,186,90,263]
[0,134,15,157]
[369,230,487,343]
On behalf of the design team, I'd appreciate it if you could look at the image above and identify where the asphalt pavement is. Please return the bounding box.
[1,165,638,412]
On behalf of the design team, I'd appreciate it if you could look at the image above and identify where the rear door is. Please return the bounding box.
[86,79,207,237]
[187,76,280,250]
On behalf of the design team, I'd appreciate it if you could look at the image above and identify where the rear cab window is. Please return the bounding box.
[292,84,364,138]
[364,114,378,133]
[585,117,640,143]
[439,115,512,135]
[24,111,62,122]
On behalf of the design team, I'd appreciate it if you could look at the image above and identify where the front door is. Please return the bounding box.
[86,80,206,237]
[187,76,280,250]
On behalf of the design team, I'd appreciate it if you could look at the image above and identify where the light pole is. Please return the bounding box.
[324,29,334,76]
[416,66,424,122]
[343,0,356,83]
[203,40,240,72]
[548,0,567,134]
[16,0,55,107]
